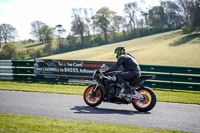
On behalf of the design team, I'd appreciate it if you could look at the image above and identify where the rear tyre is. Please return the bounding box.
[132,87,156,112]
[84,85,103,107]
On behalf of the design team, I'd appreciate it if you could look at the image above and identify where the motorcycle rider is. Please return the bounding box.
[105,47,141,96]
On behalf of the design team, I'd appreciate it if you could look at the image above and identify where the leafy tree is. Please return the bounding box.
[124,2,138,30]
[83,8,95,47]
[38,25,54,43]
[54,25,66,39]
[161,1,183,28]
[54,24,66,43]
[37,25,54,55]
[71,8,90,48]
[176,0,192,24]
[110,15,123,42]
[0,24,17,44]
[148,6,168,28]
[192,0,200,32]
[89,8,97,36]
[112,15,123,32]
[0,43,17,59]
[181,0,200,33]
[54,24,66,53]
[140,11,149,28]
[121,16,131,33]
[92,7,117,42]
[30,21,45,40]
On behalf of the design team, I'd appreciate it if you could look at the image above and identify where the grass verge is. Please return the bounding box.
[0,81,200,104]
[0,113,186,133]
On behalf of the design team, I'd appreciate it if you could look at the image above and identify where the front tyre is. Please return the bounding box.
[84,85,103,107]
[132,87,156,112]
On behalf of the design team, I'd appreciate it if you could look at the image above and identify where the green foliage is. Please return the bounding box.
[21,39,35,45]
[43,42,54,55]
[54,24,66,49]
[30,20,46,39]
[0,42,45,60]
[28,39,35,43]
[181,0,200,34]
[192,0,200,32]
[21,40,28,44]
[38,25,54,43]
[181,26,191,34]
[148,6,168,28]
[0,43,17,59]
[161,1,183,28]
[16,49,43,60]
[71,8,89,48]
[92,35,106,45]
[17,50,29,60]
[92,7,117,42]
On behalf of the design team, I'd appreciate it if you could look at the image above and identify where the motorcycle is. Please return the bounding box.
[83,64,156,112]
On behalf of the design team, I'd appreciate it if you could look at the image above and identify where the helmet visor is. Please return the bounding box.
[114,49,119,54]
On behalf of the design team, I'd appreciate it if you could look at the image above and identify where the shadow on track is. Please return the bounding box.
[70,106,151,115]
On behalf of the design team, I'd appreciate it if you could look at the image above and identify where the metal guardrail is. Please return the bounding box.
[0,60,200,91]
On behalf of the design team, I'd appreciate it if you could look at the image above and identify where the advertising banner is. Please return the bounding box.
[34,59,114,80]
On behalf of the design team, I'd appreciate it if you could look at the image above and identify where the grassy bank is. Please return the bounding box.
[0,81,200,104]
[44,30,200,67]
[0,113,186,133]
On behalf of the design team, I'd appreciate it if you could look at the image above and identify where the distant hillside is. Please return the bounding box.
[43,30,200,67]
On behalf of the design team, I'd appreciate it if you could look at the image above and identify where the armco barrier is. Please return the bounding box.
[0,60,200,91]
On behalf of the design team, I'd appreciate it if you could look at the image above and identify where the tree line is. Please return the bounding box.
[0,0,200,60]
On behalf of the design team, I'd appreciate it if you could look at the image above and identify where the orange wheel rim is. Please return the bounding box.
[134,90,152,109]
[85,86,102,104]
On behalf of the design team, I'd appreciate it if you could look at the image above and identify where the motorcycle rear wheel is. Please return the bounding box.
[132,87,156,112]
[84,85,103,107]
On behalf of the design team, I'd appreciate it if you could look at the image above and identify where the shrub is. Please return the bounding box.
[0,43,17,60]
[181,26,190,34]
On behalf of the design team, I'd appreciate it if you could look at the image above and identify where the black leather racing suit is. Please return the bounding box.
[107,53,141,90]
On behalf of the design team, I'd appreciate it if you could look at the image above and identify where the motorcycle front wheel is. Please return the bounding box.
[84,85,103,107]
[132,87,156,112]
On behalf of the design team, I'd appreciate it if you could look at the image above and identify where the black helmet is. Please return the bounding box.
[114,47,126,58]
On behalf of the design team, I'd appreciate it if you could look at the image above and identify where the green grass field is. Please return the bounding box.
[0,113,186,133]
[0,81,200,104]
[43,30,200,67]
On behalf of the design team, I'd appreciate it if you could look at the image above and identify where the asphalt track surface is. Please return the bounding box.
[0,90,200,133]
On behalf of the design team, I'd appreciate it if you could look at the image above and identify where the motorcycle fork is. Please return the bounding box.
[91,84,98,96]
